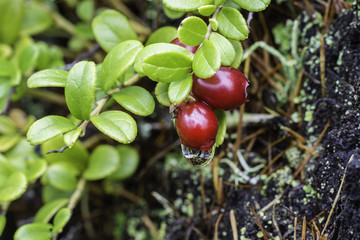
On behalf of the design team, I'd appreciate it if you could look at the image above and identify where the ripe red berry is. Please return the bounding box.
[192,66,249,110]
[175,101,218,151]
[171,38,199,54]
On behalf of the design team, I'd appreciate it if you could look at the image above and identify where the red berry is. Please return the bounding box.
[192,66,249,110]
[175,101,218,151]
[171,38,199,54]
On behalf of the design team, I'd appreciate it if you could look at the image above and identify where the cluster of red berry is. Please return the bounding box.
[171,38,249,152]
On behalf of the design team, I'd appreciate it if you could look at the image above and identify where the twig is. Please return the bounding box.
[248,203,269,240]
[214,213,223,240]
[47,145,69,154]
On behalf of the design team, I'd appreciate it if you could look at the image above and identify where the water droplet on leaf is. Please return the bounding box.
[181,144,215,167]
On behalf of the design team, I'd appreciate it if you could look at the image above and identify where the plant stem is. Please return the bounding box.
[204,6,222,42]
[79,97,108,135]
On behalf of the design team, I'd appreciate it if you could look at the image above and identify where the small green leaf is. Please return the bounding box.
[198,5,217,16]
[0,134,21,152]
[52,208,71,234]
[92,9,137,52]
[232,0,271,11]
[168,75,192,104]
[14,223,52,240]
[108,145,140,180]
[76,0,94,22]
[41,185,72,204]
[0,215,5,236]
[84,145,120,180]
[163,0,213,11]
[25,158,47,182]
[209,32,235,66]
[0,0,24,44]
[63,128,82,148]
[19,44,39,74]
[229,39,243,68]
[27,116,75,145]
[113,86,155,116]
[163,5,185,19]
[215,0,226,6]
[217,7,248,40]
[155,82,170,106]
[214,110,226,146]
[90,111,137,144]
[145,26,177,46]
[0,115,17,134]
[0,172,27,202]
[27,69,68,88]
[45,164,78,191]
[99,40,143,92]
[0,58,20,86]
[34,198,69,223]
[192,40,220,79]
[66,61,96,120]
[20,2,53,35]
[178,16,208,46]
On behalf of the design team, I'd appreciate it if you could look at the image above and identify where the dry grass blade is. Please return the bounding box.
[214,213,223,240]
[282,126,307,144]
[320,37,326,97]
[141,214,160,240]
[230,210,238,240]
[249,203,269,240]
[294,217,298,240]
[301,216,307,240]
[260,144,295,175]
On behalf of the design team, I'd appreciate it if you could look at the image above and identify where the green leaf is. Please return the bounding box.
[99,40,143,92]
[76,0,94,22]
[229,39,243,68]
[41,185,72,204]
[155,82,170,106]
[19,44,39,74]
[0,58,20,86]
[0,0,24,44]
[63,128,82,148]
[232,0,271,11]
[92,9,137,52]
[0,156,14,185]
[178,16,208,46]
[0,172,27,202]
[113,86,155,116]
[14,223,52,240]
[90,111,137,144]
[0,134,21,153]
[108,145,140,180]
[0,215,5,236]
[75,23,94,40]
[27,69,68,88]
[168,75,192,104]
[66,61,96,120]
[163,0,213,11]
[36,42,51,70]
[34,198,69,223]
[45,164,78,191]
[134,43,192,75]
[52,208,71,234]
[209,32,235,66]
[27,116,75,145]
[20,2,53,35]
[163,5,185,19]
[198,5,217,16]
[214,110,226,146]
[84,145,120,180]
[192,40,220,79]
[25,158,47,182]
[217,7,248,40]
[0,115,17,134]
[145,26,177,46]
[215,0,226,6]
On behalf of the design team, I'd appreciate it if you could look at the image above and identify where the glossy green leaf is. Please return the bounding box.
[229,39,243,68]
[52,208,71,234]
[209,32,235,66]
[76,0,94,22]
[198,5,217,16]
[14,223,52,240]
[99,40,143,92]
[66,61,96,120]
[0,156,13,187]
[163,5,185,19]
[214,110,226,146]
[45,164,78,191]
[108,145,140,180]
[113,86,155,116]
[155,82,170,106]
[163,0,213,11]
[92,9,137,52]
[63,128,82,148]
[215,0,226,6]
[168,75,192,104]
[36,42,51,70]
[27,116,75,145]
[0,115,16,134]
[34,198,69,223]
[178,17,208,46]
[134,43,192,76]
[0,82,11,113]
[19,44,39,74]
[232,0,271,11]
[0,134,21,152]
[42,185,72,204]
[145,26,177,46]
[217,7,248,40]
[84,145,120,180]
[0,58,20,86]
[27,69,68,88]
[20,2,53,35]
[74,23,94,40]
[0,172,27,202]
[90,111,137,144]
[0,215,5,236]
[0,0,24,44]
[25,158,47,182]
[192,40,220,79]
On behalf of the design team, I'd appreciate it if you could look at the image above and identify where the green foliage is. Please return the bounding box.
[0,172,27,202]
[168,75,193,104]
[192,40,221,78]
[232,0,271,11]
[209,32,236,66]
[145,26,177,45]
[108,145,140,180]
[52,208,71,234]
[214,110,226,146]
[27,69,68,88]
[217,7,249,40]
[178,17,208,46]
[34,198,69,223]
[14,223,52,240]
[163,0,213,11]
[0,215,5,236]
[155,82,171,106]
[20,2,53,35]
[0,0,24,44]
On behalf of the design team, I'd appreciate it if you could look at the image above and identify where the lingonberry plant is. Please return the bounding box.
[0,0,270,238]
